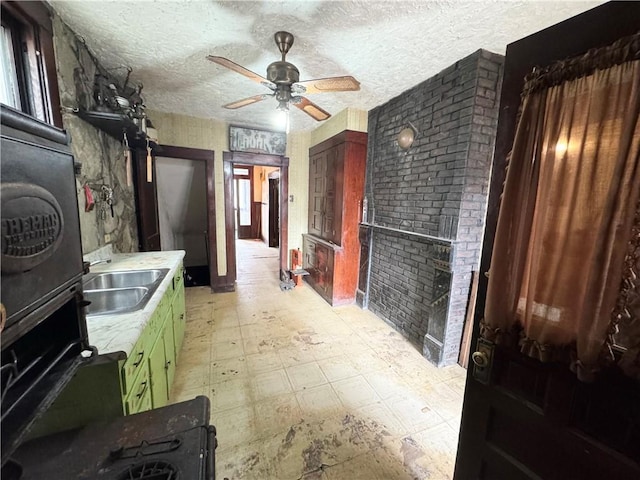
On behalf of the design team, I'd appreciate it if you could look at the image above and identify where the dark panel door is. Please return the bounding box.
[233,166,252,239]
[321,147,337,243]
[454,4,640,480]
[268,178,279,248]
[133,148,160,251]
[308,151,326,237]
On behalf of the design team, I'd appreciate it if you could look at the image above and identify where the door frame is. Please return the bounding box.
[221,151,289,291]
[155,144,217,291]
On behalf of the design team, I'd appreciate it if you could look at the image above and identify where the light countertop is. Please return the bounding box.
[84,250,185,358]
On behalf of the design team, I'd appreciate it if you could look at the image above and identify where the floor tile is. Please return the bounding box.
[210,355,248,384]
[245,351,283,373]
[332,375,380,409]
[252,368,293,400]
[295,384,342,417]
[210,377,251,412]
[253,393,303,435]
[211,326,242,344]
[286,362,328,391]
[169,239,466,480]
[317,355,360,382]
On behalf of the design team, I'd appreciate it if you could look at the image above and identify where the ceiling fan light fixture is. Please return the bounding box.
[277,100,289,112]
[208,30,360,122]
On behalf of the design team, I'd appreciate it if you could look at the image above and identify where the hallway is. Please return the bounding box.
[170,239,466,479]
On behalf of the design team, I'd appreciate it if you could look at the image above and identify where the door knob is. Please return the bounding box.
[471,351,489,368]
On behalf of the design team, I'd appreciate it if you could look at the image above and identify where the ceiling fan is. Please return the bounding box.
[207,31,360,121]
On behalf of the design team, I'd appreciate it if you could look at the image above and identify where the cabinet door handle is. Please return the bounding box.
[180,314,184,320]
[136,381,148,398]
[132,351,144,367]
[165,360,172,370]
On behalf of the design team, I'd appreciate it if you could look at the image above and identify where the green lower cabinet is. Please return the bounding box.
[148,309,177,409]
[163,312,176,397]
[148,322,169,408]
[124,361,151,415]
[172,279,186,364]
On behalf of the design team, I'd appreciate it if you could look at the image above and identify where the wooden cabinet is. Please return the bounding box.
[303,235,336,303]
[172,278,186,363]
[304,131,367,305]
[148,308,176,409]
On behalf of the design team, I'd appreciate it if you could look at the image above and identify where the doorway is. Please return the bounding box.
[233,165,253,239]
[156,156,210,287]
[268,175,279,248]
[222,151,289,290]
[134,144,216,290]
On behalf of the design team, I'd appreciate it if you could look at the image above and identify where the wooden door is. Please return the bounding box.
[268,177,279,248]
[133,148,160,251]
[308,151,326,237]
[454,4,640,479]
[321,147,337,243]
[233,165,253,239]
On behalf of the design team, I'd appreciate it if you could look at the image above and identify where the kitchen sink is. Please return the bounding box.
[83,269,168,290]
[84,287,149,316]
[83,268,169,317]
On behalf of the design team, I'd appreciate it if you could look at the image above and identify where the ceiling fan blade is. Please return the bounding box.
[207,56,276,90]
[293,76,360,94]
[293,97,331,121]
[223,94,270,110]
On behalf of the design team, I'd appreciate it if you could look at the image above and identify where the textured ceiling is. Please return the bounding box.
[49,0,605,132]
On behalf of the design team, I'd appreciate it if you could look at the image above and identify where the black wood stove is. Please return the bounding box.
[0,106,216,479]
[11,396,216,480]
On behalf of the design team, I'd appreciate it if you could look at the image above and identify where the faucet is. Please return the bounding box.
[89,259,112,267]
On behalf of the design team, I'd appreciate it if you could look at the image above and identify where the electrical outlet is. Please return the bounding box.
[104,233,111,243]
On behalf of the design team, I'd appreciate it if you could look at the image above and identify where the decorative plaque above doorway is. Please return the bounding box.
[229,126,286,156]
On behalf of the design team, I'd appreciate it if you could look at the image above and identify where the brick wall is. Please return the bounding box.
[360,49,504,366]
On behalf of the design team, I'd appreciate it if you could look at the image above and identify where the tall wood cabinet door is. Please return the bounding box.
[321,148,337,242]
[308,152,326,237]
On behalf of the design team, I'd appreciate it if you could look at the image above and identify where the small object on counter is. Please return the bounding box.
[83,184,95,212]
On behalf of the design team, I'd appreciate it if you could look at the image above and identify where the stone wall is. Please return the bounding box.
[360,49,503,366]
[52,14,138,255]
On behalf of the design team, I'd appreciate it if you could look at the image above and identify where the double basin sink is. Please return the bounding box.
[83,269,169,317]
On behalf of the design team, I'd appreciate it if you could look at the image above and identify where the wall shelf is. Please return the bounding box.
[76,110,154,149]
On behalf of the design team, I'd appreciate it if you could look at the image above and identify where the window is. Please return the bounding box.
[0,2,61,127]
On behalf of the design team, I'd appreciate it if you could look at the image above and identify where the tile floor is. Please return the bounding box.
[170,239,466,479]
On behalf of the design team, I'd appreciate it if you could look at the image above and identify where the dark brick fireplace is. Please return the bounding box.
[359,49,504,366]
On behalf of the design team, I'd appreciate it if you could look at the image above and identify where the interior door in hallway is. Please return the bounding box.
[268,177,279,248]
[233,165,253,239]
[156,156,210,287]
